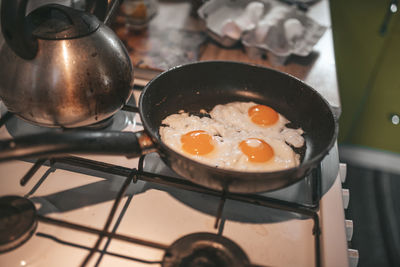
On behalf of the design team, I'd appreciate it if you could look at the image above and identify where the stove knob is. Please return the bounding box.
[345,220,353,241]
[339,163,347,183]
[348,249,359,267]
[342,188,350,209]
[389,113,399,125]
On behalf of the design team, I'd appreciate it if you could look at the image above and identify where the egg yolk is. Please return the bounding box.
[239,138,274,163]
[181,130,214,155]
[248,104,279,126]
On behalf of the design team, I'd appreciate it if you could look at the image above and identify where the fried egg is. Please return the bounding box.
[159,102,305,172]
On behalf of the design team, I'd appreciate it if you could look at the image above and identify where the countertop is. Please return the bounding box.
[113,0,340,116]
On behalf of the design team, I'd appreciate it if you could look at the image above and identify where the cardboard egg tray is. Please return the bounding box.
[197,0,326,65]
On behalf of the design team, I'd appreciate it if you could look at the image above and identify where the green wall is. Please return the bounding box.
[330,0,400,153]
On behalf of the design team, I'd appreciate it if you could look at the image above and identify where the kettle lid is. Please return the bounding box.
[28,4,100,40]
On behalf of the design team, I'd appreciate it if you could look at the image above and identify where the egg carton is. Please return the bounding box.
[197,0,326,65]
[198,0,254,47]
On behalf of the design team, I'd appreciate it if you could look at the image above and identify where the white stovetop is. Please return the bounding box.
[0,92,348,267]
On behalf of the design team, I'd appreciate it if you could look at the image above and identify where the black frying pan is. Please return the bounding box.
[0,61,338,193]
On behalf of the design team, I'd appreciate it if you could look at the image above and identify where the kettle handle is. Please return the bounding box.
[85,0,108,22]
[0,0,118,59]
[0,0,38,59]
[86,0,121,25]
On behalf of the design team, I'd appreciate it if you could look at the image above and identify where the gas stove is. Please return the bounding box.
[0,90,349,267]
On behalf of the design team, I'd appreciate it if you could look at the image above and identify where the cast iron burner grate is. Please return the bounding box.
[2,154,321,267]
[0,196,37,253]
[162,233,249,267]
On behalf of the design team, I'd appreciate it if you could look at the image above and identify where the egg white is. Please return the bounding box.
[159,113,233,168]
[159,102,305,172]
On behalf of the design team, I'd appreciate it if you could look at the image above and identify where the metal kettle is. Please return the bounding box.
[0,0,134,128]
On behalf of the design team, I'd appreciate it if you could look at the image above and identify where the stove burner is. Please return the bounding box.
[0,196,37,253]
[2,109,135,137]
[162,233,250,267]
[0,94,137,137]
[79,115,115,130]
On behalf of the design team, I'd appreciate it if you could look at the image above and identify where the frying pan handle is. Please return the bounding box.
[0,130,155,162]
